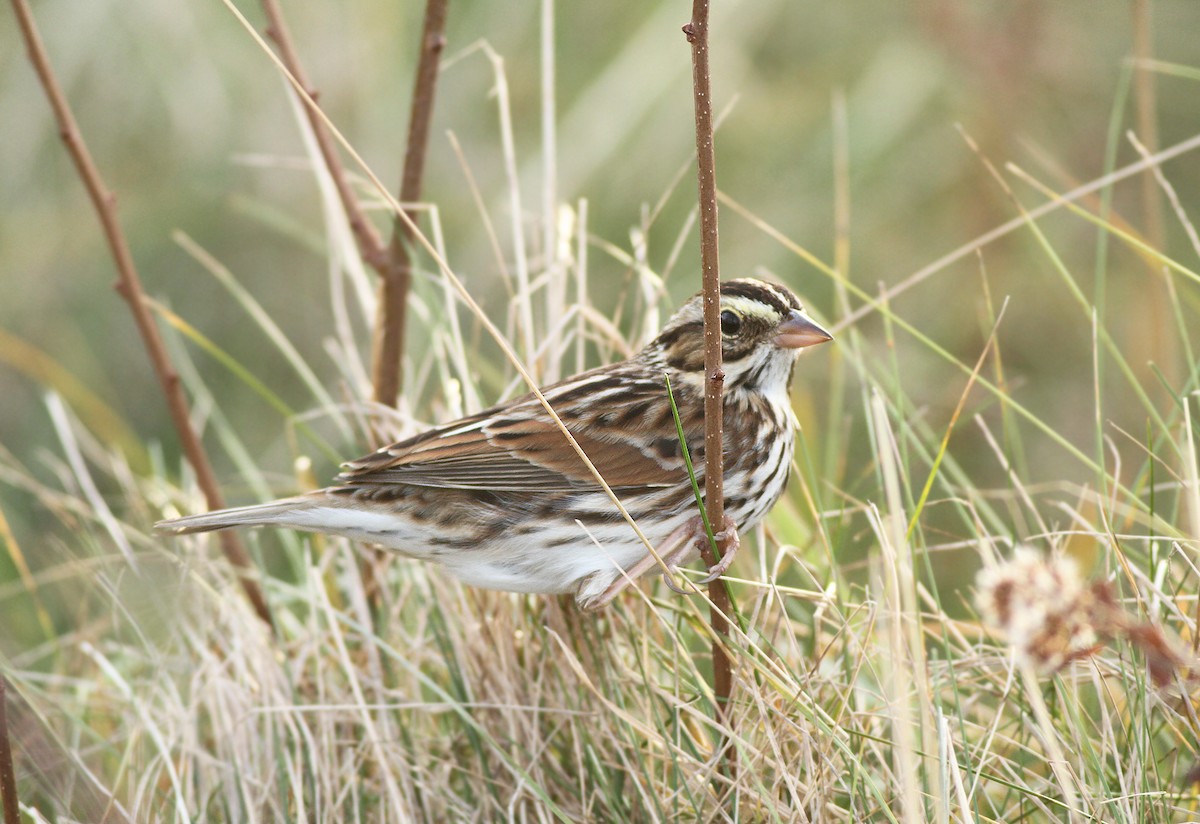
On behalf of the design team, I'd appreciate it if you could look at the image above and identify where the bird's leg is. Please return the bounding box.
[579,515,740,609]
[656,520,717,594]
[581,524,692,609]
[695,514,740,584]
[654,515,740,590]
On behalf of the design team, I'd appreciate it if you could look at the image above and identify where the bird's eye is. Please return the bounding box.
[720,310,742,336]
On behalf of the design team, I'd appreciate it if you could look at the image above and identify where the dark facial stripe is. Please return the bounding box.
[664,343,705,373]
[654,320,701,352]
[720,280,800,315]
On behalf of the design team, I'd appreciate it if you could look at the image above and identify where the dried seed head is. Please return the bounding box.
[979,546,1192,689]
[975,547,1100,673]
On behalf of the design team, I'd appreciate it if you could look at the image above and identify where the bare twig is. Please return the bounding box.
[373,0,450,407]
[684,0,737,785]
[260,0,449,409]
[0,678,16,824]
[260,0,387,272]
[257,0,448,610]
[10,0,274,631]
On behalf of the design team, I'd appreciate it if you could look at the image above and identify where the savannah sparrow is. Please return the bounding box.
[157,278,832,609]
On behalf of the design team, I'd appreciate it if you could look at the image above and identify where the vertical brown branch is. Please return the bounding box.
[373,0,450,408]
[256,1,448,608]
[10,0,274,632]
[0,678,17,824]
[260,0,449,410]
[684,0,737,785]
[260,0,388,272]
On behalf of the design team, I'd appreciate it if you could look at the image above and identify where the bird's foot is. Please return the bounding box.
[660,514,739,590]
[694,514,740,584]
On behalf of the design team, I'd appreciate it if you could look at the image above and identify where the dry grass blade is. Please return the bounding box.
[258,0,385,270]
[867,392,927,824]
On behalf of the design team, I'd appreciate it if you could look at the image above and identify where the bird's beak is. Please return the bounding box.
[774,310,833,349]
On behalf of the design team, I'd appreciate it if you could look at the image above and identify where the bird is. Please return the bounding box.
[157,278,832,609]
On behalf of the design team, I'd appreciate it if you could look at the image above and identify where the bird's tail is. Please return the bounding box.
[155,497,315,535]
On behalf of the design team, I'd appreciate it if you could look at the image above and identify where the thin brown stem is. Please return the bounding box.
[684,0,737,786]
[260,0,449,410]
[372,0,450,408]
[10,0,274,631]
[0,678,16,824]
[260,0,387,272]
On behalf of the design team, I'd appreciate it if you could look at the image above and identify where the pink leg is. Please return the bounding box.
[578,515,741,609]
[578,524,691,609]
[696,514,740,583]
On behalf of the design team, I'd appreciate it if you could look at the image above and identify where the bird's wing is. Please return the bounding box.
[336,374,698,493]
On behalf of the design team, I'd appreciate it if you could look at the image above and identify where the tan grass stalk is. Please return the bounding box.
[1183,396,1200,651]
[868,392,930,824]
[481,44,539,368]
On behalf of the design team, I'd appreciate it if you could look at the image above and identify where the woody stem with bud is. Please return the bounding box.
[685,0,737,785]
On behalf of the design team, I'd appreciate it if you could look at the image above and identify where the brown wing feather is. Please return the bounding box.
[336,373,697,493]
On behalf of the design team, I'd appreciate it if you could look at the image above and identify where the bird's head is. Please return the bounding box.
[648,278,832,395]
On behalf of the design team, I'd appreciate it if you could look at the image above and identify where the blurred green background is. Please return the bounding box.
[2,0,1199,549]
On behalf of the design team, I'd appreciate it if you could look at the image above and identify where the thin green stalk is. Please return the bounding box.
[665,373,721,562]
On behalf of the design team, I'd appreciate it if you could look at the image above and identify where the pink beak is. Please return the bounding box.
[774,310,833,349]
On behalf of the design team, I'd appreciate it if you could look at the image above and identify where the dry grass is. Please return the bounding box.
[4,2,1200,822]
[7,347,1200,820]
[7,175,1200,818]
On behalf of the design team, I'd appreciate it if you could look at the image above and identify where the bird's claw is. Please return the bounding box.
[661,567,692,595]
[697,561,731,585]
[652,515,741,598]
[696,516,740,583]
